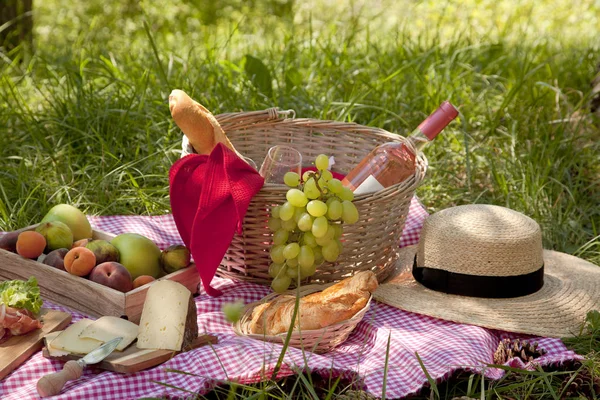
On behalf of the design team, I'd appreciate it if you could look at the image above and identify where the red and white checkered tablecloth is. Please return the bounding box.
[0,196,582,399]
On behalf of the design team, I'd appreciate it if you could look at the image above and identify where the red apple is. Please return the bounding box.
[89,262,133,293]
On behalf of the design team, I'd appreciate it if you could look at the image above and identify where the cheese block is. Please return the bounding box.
[79,316,139,351]
[49,319,103,355]
[136,280,198,351]
[44,331,70,357]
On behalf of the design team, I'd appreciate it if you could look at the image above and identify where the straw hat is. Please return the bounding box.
[374,204,600,338]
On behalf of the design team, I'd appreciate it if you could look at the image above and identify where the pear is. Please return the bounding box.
[41,204,92,241]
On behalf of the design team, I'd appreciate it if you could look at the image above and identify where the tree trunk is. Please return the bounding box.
[0,0,34,52]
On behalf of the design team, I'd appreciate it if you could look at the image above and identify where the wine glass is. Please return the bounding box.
[259,145,302,184]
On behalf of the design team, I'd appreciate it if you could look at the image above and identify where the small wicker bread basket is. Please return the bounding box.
[181,107,428,285]
[232,283,372,354]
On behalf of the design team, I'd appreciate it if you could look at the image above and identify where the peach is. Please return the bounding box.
[16,231,47,259]
[64,247,96,276]
[89,262,133,293]
[132,275,155,289]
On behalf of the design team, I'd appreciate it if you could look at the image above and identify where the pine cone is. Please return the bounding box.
[493,338,547,364]
[559,368,600,399]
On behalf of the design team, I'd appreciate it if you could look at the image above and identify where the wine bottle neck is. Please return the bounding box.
[407,128,431,152]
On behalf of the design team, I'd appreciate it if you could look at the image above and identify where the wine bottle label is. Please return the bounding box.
[353,175,385,195]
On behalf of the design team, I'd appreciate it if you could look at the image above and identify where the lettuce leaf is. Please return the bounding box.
[0,277,43,315]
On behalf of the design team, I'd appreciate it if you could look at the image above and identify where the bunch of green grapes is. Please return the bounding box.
[267,154,359,293]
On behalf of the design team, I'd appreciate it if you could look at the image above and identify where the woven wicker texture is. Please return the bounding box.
[416,204,544,276]
[182,108,428,285]
[233,284,372,354]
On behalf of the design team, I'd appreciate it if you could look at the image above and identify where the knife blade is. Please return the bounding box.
[37,336,123,397]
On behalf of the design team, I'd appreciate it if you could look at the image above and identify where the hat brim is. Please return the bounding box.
[374,246,600,338]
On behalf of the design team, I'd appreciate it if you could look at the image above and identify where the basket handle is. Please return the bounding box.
[215,107,296,128]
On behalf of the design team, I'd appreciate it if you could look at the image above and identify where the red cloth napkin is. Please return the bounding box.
[169,143,264,297]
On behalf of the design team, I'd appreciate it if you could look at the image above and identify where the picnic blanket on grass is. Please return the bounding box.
[0,197,582,399]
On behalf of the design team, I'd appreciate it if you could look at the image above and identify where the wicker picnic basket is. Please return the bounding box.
[182,107,428,285]
[232,283,373,354]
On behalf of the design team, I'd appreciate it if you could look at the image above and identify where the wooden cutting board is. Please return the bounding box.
[42,334,218,373]
[0,309,72,380]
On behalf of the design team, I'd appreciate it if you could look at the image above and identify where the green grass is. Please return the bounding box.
[1,0,599,398]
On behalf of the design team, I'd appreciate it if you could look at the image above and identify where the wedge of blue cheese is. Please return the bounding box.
[136,280,198,351]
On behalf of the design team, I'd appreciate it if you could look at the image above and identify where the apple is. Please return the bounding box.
[85,239,120,265]
[42,248,69,271]
[41,204,93,241]
[89,262,133,293]
[110,233,161,280]
[161,244,191,274]
[0,231,19,253]
[35,221,73,252]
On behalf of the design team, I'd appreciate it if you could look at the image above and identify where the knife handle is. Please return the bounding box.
[37,360,84,397]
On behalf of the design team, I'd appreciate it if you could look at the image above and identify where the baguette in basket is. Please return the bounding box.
[168,89,246,161]
[248,271,378,335]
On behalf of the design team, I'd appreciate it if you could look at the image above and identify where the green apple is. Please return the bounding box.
[41,204,93,241]
[110,233,161,279]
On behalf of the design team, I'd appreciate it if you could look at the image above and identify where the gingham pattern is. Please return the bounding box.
[0,197,582,399]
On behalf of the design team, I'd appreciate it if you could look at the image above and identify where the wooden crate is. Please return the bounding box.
[0,225,200,323]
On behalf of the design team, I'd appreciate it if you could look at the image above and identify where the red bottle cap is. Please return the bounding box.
[417,101,459,140]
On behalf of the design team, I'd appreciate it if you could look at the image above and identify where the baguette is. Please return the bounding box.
[248,271,378,335]
[168,89,242,158]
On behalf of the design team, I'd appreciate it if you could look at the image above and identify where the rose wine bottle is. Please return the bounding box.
[341,101,459,195]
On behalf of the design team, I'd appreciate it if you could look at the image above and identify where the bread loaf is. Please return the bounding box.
[168,89,243,159]
[248,271,378,335]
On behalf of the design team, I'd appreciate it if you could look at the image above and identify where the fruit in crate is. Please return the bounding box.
[267,154,360,293]
[110,233,162,279]
[16,231,46,259]
[89,262,133,293]
[85,239,120,265]
[72,238,92,248]
[35,221,73,252]
[132,275,155,289]
[41,204,93,241]
[161,244,191,274]
[64,247,96,276]
[0,231,19,252]
[42,248,69,271]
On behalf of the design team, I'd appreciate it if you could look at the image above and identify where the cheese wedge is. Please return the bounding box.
[79,316,139,351]
[44,331,70,357]
[136,280,198,351]
[49,319,103,355]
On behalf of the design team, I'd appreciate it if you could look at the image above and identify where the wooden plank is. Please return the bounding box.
[0,309,71,380]
[0,249,126,318]
[42,335,218,374]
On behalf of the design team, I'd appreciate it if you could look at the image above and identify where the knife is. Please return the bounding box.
[36,336,123,397]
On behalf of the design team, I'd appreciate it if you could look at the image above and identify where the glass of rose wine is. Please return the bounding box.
[259,145,302,184]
